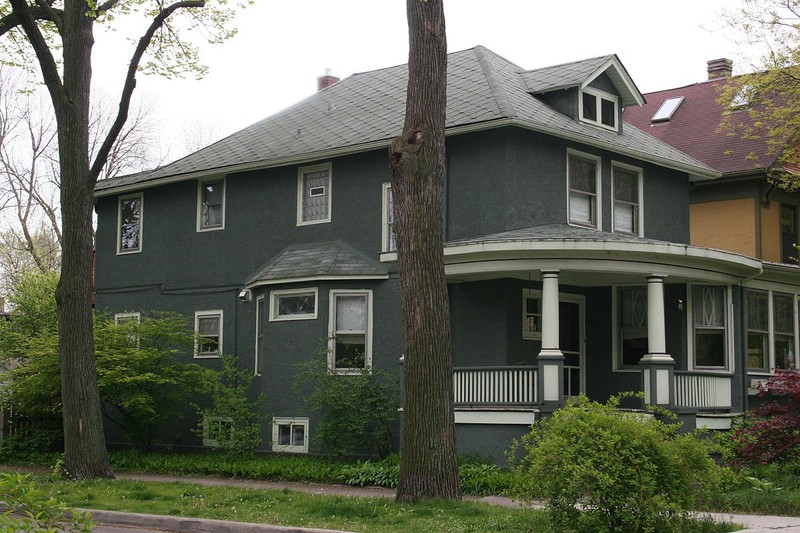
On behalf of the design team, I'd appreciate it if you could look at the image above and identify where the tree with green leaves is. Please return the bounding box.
[0,0,250,479]
[389,0,461,503]
[719,0,800,190]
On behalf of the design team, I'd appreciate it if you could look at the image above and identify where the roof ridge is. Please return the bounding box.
[473,46,517,118]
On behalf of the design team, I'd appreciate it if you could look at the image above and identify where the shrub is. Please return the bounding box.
[294,346,398,458]
[194,353,265,456]
[0,472,93,532]
[509,394,721,532]
[728,369,800,467]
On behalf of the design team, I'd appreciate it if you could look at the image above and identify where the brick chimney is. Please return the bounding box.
[707,58,733,80]
[317,68,339,91]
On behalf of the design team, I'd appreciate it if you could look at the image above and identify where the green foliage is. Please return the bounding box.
[294,348,398,458]
[509,394,722,533]
[0,472,93,532]
[193,353,265,456]
[0,274,215,453]
[94,311,212,453]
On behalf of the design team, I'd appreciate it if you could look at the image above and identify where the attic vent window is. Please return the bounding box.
[651,96,684,122]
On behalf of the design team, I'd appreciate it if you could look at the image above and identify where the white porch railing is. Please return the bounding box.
[674,371,732,409]
[453,366,537,405]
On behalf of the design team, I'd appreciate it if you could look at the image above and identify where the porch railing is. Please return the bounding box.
[453,366,537,406]
[674,371,732,409]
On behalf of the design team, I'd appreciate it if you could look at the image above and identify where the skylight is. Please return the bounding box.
[651,97,684,122]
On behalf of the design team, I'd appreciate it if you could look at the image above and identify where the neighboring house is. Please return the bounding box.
[625,59,800,405]
[93,46,792,461]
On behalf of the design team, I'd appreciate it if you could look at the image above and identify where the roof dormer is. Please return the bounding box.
[522,54,645,134]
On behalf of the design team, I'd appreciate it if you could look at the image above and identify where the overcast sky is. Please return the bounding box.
[91,0,751,161]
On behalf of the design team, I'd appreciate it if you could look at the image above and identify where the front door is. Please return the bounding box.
[559,297,585,397]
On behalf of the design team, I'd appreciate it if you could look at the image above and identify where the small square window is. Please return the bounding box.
[270,288,318,321]
[272,417,308,453]
[203,416,233,447]
[198,178,225,231]
[195,310,223,358]
[117,193,142,254]
[297,163,332,225]
[581,87,618,131]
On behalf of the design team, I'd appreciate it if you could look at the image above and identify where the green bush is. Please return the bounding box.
[194,353,265,456]
[509,394,722,533]
[294,346,398,458]
[0,472,93,532]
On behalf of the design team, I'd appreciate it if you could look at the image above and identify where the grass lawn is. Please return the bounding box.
[18,473,740,533]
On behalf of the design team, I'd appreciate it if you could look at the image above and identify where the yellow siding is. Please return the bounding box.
[761,203,781,263]
[690,199,757,257]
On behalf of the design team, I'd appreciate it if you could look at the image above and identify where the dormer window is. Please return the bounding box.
[581,87,618,130]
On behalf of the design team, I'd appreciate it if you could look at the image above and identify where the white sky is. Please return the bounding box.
[91,0,751,161]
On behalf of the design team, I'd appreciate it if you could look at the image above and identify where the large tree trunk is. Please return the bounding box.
[54,0,113,479]
[391,0,460,503]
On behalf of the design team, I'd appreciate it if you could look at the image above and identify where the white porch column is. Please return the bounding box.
[537,270,564,409]
[639,274,675,407]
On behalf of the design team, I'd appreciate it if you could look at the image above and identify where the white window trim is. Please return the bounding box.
[746,289,799,375]
[269,287,318,321]
[611,161,644,237]
[116,192,143,255]
[566,149,602,230]
[194,309,223,358]
[272,417,309,453]
[202,415,233,447]
[114,312,141,324]
[381,182,396,253]
[196,176,226,232]
[687,285,734,372]
[254,294,265,376]
[580,86,619,131]
[328,289,373,374]
[296,162,332,226]
[522,288,542,340]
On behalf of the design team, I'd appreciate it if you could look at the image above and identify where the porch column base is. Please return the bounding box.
[538,349,564,409]
[639,354,675,408]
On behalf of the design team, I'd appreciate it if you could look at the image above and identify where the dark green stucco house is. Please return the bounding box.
[93,47,800,460]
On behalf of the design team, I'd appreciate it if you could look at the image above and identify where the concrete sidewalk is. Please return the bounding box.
[90,472,799,533]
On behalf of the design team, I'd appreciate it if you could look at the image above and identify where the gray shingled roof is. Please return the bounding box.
[96,46,716,195]
[245,241,389,287]
[521,55,613,93]
[446,223,669,247]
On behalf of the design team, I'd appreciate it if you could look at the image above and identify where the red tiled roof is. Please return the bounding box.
[623,78,778,175]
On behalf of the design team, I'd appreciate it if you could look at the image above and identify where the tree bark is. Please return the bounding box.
[54,0,113,479]
[391,0,461,503]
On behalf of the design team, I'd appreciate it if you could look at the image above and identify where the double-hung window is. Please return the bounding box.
[522,289,541,340]
[773,292,796,370]
[612,164,642,236]
[328,290,372,373]
[581,87,618,130]
[195,310,223,358]
[117,193,143,254]
[297,163,331,225]
[692,286,728,369]
[567,151,601,229]
[198,178,225,231]
[746,290,769,371]
[617,287,648,368]
[382,183,396,252]
[746,290,797,372]
[781,204,798,264]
